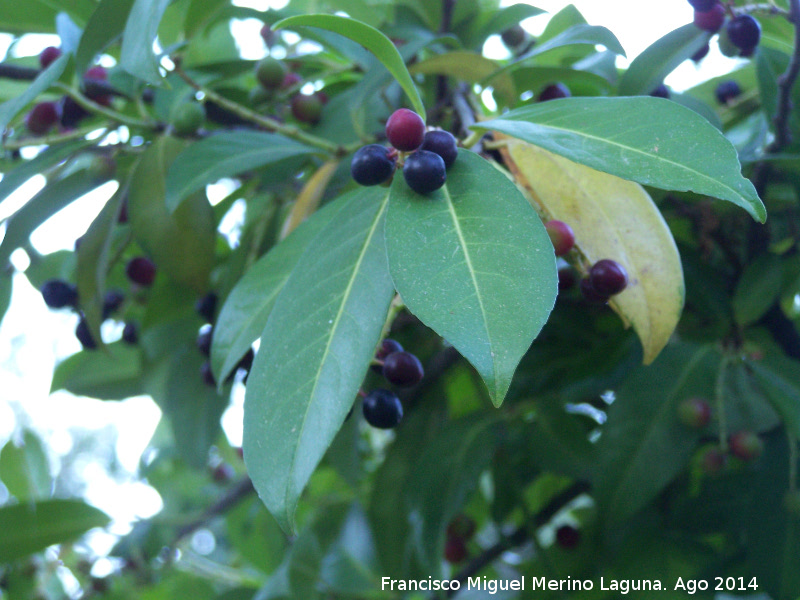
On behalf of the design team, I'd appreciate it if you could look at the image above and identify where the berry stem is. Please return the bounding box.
[173,64,364,156]
[736,2,789,16]
[2,124,106,150]
[54,83,160,130]
[460,130,483,149]
[377,293,405,347]
[715,355,731,453]
[770,0,800,150]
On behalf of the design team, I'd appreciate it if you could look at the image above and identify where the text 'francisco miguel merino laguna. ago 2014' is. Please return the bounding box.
[381,576,673,595]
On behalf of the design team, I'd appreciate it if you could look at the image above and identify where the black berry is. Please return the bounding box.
[83,66,111,106]
[726,15,761,50]
[580,278,609,305]
[122,322,138,345]
[650,83,670,99]
[351,144,396,186]
[376,338,403,361]
[195,292,217,323]
[691,43,710,62]
[59,96,88,128]
[126,256,156,286]
[237,347,255,372]
[386,108,426,151]
[102,289,125,319]
[501,25,526,49]
[538,83,570,102]
[589,259,628,296]
[76,317,97,350]
[687,0,718,10]
[403,150,446,195]
[362,389,403,429]
[382,351,424,387]
[201,361,216,387]
[555,525,581,549]
[557,267,576,291]
[197,327,213,356]
[419,130,458,169]
[443,536,468,563]
[715,80,742,104]
[41,280,77,309]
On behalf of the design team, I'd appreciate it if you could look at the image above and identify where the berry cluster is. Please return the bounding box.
[351,109,458,195]
[360,338,424,429]
[579,259,629,304]
[689,1,761,58]
[699,430,763,475]
[252,54,327,125]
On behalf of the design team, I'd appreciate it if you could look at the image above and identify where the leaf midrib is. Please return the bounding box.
[284,192,390,515]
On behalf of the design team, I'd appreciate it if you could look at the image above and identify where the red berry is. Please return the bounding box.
[545,220,575,256]
[126,256,156,286]
[538,83,570,102]
[383,351,424,387]
[280,72,302,89]
[446,515,476,541]
[555,525,581,549]
[700,447,727,474]
[694,4,726,32]
[26,102,59,135]
[729,431,764,461]
[290,93,323,124]
[212,462,235,482]
[443,536,468,563]
[677,397,712,428]
[588,259,628,296]
[386,108,426,151]
[39,46,62,69]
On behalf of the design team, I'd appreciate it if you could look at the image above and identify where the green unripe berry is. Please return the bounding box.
[171,102,205,136]
[290,93,323,124]
[255,57,286,90]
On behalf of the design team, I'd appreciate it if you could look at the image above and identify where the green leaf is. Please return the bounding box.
[119,0,170,84]
[51,342,144,400]
[0,139,95,208]
[0,431,51,501]
[618,24,710,97]
[76,0,136,76]
[0,53,69,134]
[211,200,342,384]
[0,274,11,329]
[128,137,215,292]
[511,66,613,98]
[273,14,426,120]
[733,254,784,326]
[0,1,59,33]
[0,170,101,268]
[409,51,515,105]
[164,131,320,212]
[0,498,110,563]
[594,343,717,527]
[405,416,499,567]
[749,354,800,439]
[473,97,766,222]
[385,150,557,406]
[467,3,545,48]
[243,187,395,533]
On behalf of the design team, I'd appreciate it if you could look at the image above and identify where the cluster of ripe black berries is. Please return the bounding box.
[40,255,158,350]
[689,1,761,57]
[361,339,424,429]
[195,293,255,388]
[543,220,629,303]
[351,108,458,195]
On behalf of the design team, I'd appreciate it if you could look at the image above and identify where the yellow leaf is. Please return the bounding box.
[280,159,339,240]
[499,138,684,364]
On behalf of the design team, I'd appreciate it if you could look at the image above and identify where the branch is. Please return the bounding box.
[174,477,256,543]
[770,0,800,151]
[438,480,591,599]
[0,63,39,80]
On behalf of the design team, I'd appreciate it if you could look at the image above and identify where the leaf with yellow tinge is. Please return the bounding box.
[500,138,684,364]
[409,51,516,105]
[279,159,339,240]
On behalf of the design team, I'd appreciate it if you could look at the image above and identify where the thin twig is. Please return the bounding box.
[174,477,256,542]
[770,0,800,150]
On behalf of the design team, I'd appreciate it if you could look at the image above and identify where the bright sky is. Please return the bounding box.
[0,0,746,538]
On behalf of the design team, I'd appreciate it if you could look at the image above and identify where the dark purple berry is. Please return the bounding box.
[694,4,726,32]
[419,130,458,169]
[589,259,628,296]
[260,23,274,46]
[557,267,576,291]
[126,256,156,286]
[102,289,125,319]
[403,150,446,195]
[376,339,403,361]
[197,327,212,356]
[687,0,718,10]
[212,462,235,482]
[580,278,609,305]
[538,83,570,102]
[118,200,128,224]
[280,72,302,90]
[39,46,62,69]
[555,525,581,549]
[195,292,217,323]
[444,536,468,563]
[545,220,575,256]
[26,102,59,135]
[351,144,396,186]
[76,317,97,350]
[446,514,477,541]
[59,96,88,128]
[726,15,761,50]
[84,66,111,106]
[122,322,138,345]
[201,361,216,387]
[650,83,670,99]
[382,351,424,387]
[41,280,77,309]
[501,25,526,48]
[715,80,742,104]
[386,108,426,151]
[362,389,403,429]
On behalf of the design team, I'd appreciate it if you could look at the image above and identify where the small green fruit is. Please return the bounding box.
[290,93,323,124]
[255,56,286,90]
[677,397,711,428]
[171,102,205,136]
